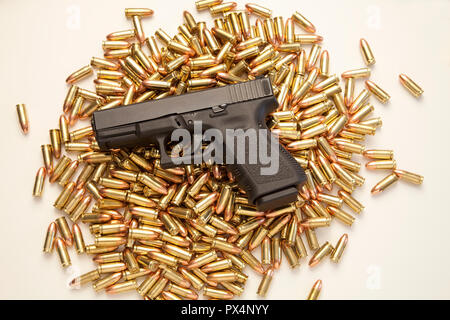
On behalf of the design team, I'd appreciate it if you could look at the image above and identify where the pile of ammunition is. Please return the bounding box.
[21,0,425,300]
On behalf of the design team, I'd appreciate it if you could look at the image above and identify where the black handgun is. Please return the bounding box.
[92,77,305,211]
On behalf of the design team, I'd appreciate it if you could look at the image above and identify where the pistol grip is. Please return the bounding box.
[227,130,306,211]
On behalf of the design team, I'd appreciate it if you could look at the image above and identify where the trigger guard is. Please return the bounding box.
[157,135,195,169]
[156,136,176,169]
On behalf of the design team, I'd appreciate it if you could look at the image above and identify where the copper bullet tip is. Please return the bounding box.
[370,187,381,194]
[255,265,265,275]
[314,280,322,290]
[308,258,319,267]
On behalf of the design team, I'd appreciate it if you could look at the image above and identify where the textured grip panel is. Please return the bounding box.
[228,131,306,211]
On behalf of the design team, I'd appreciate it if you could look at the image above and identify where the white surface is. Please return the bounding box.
[0,0,449,300]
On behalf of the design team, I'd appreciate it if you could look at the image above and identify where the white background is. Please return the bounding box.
[0,0,449,299]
